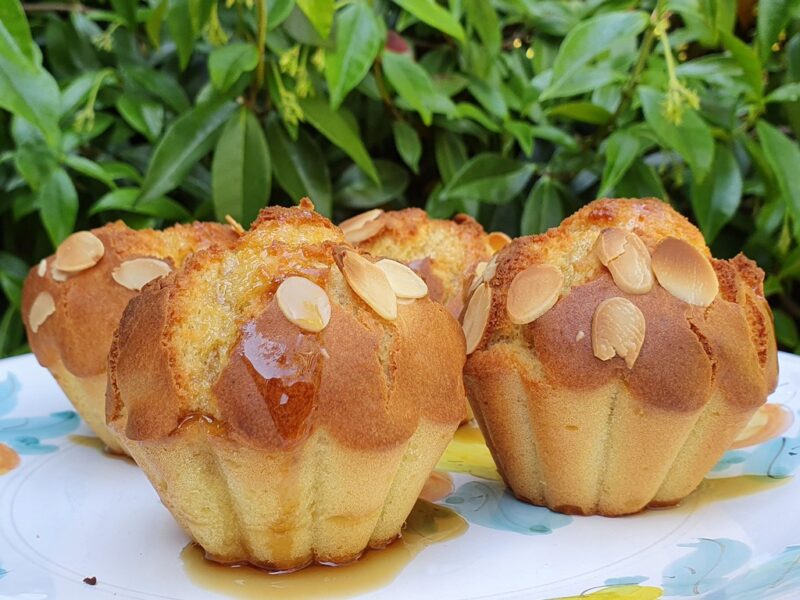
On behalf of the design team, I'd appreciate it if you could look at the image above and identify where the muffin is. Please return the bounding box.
[341,208,501,317]
[106,200,466,570]
[21,221,238,454]
[462,198,777,516]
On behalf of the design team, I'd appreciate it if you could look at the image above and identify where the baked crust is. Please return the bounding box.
[106,201,466,569]
[353,208,494,316]
[21,221,238,452]
[464,198,777,516]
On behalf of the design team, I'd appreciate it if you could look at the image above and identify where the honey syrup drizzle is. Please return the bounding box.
[181,499,467,600]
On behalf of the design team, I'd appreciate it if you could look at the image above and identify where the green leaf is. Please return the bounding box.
[209,43,259,92]
[541,10,648,101]
[392,0,465,41]
[467,78,508,121]
[382,51,451,126]
[718,28,763,99]
[639,87,714,181]
[0,305,25,357]
[138,97,237,205]
[773,308,799,348]
[335,160,409,209]
[268,0,296,30]
[63,155,117,189]
[505,121,536,156]
[443,153,534,204]
[99,161,143,184]
[0,0,35,62]
[0,30,61,147]
[690,143,742,244]
[116,96,165,142]
[298,97,379,184]
[757,120,800,231]
[122,65,191,113]
[111,0,138,27]
[296,0,334,39]
[547,101,612,124]
[266,116,332,216]
[38,168,78,247]
[167,0,196,70]
[212,107,271,225]
[392,121,421,174]
[435,131,467,184]
[89,188,192,221]
[454,103,501,132]
[325,3,384,109]
[538,64,624,100]
[757,0,793,63]
[465,0,500,54]
[765,82,800,104]
[615,159,667,200]
[146,0,168,47]
[521,177,563,235]
[599,129,641,197]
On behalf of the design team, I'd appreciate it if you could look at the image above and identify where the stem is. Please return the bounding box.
[593,1,666,142]
[22,2,87,12]
[373,61,403,121]
[255,0,268,89]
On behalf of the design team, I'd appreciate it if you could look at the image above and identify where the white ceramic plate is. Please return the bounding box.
[1,352,800,600]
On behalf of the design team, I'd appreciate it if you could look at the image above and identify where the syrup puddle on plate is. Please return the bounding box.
[68,435,135,463]
[181,499,467,600]
[730,403,794,449]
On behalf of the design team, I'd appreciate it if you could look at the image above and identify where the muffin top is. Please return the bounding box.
[21,220,239,378]
[463,198,777,412]
[343,208,498,316]
[107,200,466,450]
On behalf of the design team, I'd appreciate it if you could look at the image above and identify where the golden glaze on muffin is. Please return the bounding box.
[344,208,495,317]
[21,221,238,453]
[463,198,777,516]
[107,200,466,571]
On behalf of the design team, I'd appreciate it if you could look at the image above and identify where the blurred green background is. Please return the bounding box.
[1,0,799,356]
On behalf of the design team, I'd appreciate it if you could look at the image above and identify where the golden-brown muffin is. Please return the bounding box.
[21,221,238,454]
[462,198,777,516]
[342,208,499,317]
[106,200,466,571]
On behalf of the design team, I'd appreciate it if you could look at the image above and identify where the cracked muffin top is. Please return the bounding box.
[107,200,466,449]
[342,208,498,317]
[462,198,777,412]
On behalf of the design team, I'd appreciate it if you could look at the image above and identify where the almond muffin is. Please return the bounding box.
[462,198,777,516]
[21,221,238,454]
[107,200,466,570]
[342,208,500,318]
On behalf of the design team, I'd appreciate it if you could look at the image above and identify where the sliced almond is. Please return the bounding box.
[592,297,646,369]
[488,231,512,253]
[340,209,386,244]
[575,330,585,342]
[341,251,397,320]
[276,276,331,332]
[376,259,428,299]
[112,258,172,291]
[606,231,653,294]
[593,228,628,265]
[463,282,492,354]
[51,265,68,282]
[37,259,47,277]
[652,237,718,307]
[483,255,499,283]
[225,214,245,236]
[29,292,56,333]
[54,231,105,273]
[506,264,563,325]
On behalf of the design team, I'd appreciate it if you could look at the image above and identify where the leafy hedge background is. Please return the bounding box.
[1,0,800,357]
